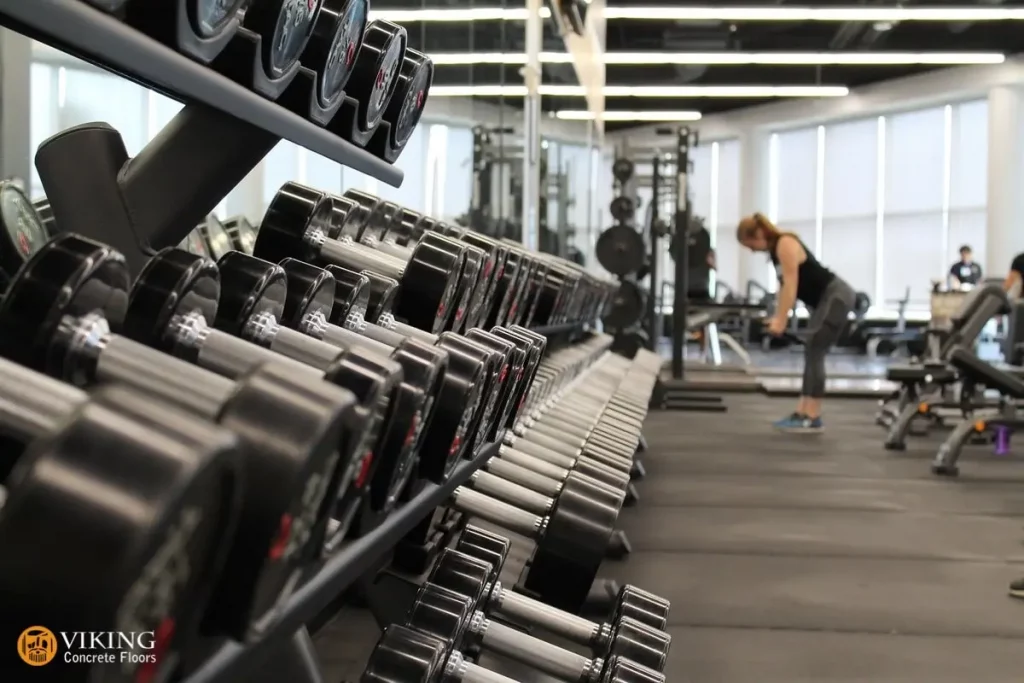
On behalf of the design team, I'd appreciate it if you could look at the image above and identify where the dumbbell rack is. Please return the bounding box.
[0,0,400,277]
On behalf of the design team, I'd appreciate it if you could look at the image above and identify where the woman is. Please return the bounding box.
[737,213,857,433]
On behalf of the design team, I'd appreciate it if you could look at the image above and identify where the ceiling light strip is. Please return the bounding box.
[368,7,1024,22]
[427,52,1006,66]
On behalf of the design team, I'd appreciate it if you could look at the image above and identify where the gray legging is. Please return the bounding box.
[803,278,856,398]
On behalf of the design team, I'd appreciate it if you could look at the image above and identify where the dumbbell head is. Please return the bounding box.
[0,232,128,372]
[456,525,512,581]
[614,585,670,632]
[406,581,476,652]
[362,624,449,683]
[0,181,48,287]
[346,20,408,133]
[602,656,666,683]
[427,548,494,611]
[361,270,399,323]
[0,381,242,681]
[301,0,369,109]
[368,48,434,162]
[213,252,287,336]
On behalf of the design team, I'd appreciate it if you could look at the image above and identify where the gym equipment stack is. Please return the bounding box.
[0,2,669,681]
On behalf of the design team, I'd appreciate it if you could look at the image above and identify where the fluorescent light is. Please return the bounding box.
[369,6,1024,22]
[602,7,1024,21]
[427,52,1005,66]
[603,85,849,97]
[369,8,544,22]
[605,52,1006,66]
[428,85,848,98]
[555,111,703,121]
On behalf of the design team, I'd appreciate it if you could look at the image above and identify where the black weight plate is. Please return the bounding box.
[426,548,492,613]
[190,0,250,38]
[303,0,368,107]
[486,248,522,328]
[612,158,634,183]
[609,195,636,222]
[523,474,620,613]
[464,330,521,444]
[323,264,372,321]
[596,224,646,276]
[201,215,235,259]
[0,383,240,681]
[125,248,220,361]
[406,581,475,650]
[269,0,324,77]
[363,625,448,683]
[348,21,407,132]
[601,656,665,683]
[614,585,670,631]
[396,235,463,334]
[0,234,128,375]
[214,252,288,336]
[0,182,47,279]
[421,337,487,481]
[454,526,511,580]
[611,329,650,359]
[359,270,397,323]
[383,49,433,151]
[446,244,483,332]
[438,332,502,454]
[603,280,646,329]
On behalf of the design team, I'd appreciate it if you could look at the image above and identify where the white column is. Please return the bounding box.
[736,128,771,286]
[986,86,1024,275]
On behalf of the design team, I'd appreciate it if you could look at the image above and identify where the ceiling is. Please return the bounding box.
[378,0,1024,130]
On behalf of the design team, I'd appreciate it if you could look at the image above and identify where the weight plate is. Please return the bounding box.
[191,0,250,38]
[0,234,129,375]
[214,252,288,336]
[612,158,635,183]
[603,280,646,329]
[385,50,433,150]
[348,21,408,132]
[0,182,47,278]
[313,0,368,106]
[201,215,235,259]
[595,224,646,277]
[269,0,323,77]
[609,195,636,222]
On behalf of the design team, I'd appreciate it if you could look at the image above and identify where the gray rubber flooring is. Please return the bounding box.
[609,396,1024,681]
[313,394,1024,682]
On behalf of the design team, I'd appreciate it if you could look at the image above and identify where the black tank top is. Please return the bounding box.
[769,234,835,308]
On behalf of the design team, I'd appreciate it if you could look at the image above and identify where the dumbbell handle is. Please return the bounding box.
[0,357,84,440]
[488,580,603,646]
[445,650,517,683]
[469,470,552,514]
[470,612,600,683]
[450,487,544,539]
[485,457,561,497]
[320,233,406,283]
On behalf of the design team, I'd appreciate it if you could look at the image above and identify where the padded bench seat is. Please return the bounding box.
[949,347,1024,398]
[886,364,958,384]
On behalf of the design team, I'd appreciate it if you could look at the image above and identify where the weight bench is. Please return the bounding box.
[931,347,1024,476]
[881,284,1009,450]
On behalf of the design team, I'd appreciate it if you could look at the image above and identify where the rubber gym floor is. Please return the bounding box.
[316,393,1024,681]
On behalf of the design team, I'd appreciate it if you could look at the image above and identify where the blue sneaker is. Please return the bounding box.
[772,413,824,433]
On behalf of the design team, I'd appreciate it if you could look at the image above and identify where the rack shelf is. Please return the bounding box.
[181,438,500,683]
[0,0,401,186]
[530,321,587,337]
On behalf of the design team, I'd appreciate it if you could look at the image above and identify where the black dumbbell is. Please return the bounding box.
[394,210,508,331]
[254,182,465,334]
[244,0,325,80]
[363,624,530,683]
[340,192,488,333]
[0,181,48,287]
[448,527,670,656]
[0,234,359,639]
[276,257,457,518]
[301,0,369,110]
[405,579,667,683]
[322,265,525,474]
[124,247,399,549]
[442,470,621,612]
[0,362,241,682]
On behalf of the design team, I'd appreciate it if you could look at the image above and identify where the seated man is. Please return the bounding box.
[949,245,982,289]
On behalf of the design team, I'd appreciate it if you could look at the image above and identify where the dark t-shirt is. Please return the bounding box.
[1012,253,1024,282]
[949,260,982,284]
